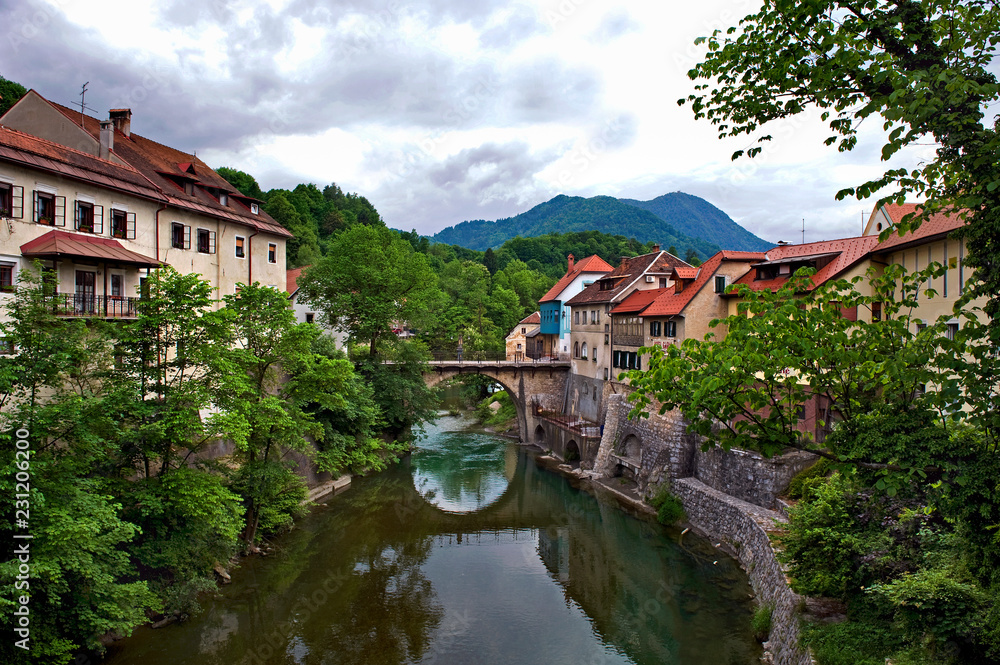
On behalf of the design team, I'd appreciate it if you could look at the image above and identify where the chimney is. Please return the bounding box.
[652,243,660,252]
[99,120,114,160]
[567,253,575,271]
[109,108,132,138]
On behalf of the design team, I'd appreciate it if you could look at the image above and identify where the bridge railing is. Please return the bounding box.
[427,351,562,364]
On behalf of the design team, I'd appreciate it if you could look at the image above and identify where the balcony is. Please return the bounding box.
[47,294,141,319]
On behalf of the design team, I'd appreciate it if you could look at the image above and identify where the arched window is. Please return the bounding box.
[574,342,579,357]
[581,343,588,359]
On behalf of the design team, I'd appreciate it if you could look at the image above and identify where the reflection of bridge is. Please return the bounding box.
[422,359,570,442]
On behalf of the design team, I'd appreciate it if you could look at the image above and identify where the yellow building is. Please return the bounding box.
[505,312,541,361]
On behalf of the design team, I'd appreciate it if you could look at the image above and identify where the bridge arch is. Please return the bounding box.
[421,361,570,442]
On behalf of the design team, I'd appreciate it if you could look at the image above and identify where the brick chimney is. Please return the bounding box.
[109,108,132,138]
[99,120,114,160]
[567,253,575,271]
[652,243,660,252]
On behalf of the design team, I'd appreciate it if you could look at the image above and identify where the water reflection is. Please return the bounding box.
[102,413,759,665]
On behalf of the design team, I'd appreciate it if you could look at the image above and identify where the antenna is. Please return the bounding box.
[79,82,89,127]
[802,218,805,244]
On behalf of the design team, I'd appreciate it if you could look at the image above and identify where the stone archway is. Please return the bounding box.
[566,440,580,462]
[534,424,546,443]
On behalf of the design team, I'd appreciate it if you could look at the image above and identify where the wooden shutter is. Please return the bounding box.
[32,190,38,223]
[11,186,22,219]
[54,196,66,226]
[183,225,191,249]
[209,230,216,254]
[93,205,103,234]
[74,200,81,229]
[126,212,136,239]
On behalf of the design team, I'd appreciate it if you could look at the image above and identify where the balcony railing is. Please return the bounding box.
[47,294,141,318]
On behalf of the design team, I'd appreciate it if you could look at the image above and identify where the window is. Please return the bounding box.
[516,343,522,350]
[110,274,123,298]
[110,209,135,239]
[521,327,526,334]
[75,201,102,234]
[0,338,13,355]
[590,310,597,325]
[268,243,277,264]
[197,229,217,254]
[592,350,597,363]
[250,203,259,215]
[0,262,14,292]
[604,368,609,380]
[219,192,228,206]
[574,342,579,358]
[235,236,245,258]
[665,321,677,337]
[872,302,882,322]
[171,223,191,249]
[714,275,728,293]
[573,311,579,325]
[946,322,959,340]
[649,321,661,337]
[604,334,609,345]
[0,183,23,218]
[659,277,667,288]
[305,313,315,324]
[581,343,588,360]
[34,191,64,226]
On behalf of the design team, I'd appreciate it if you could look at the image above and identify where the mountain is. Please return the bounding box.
[618,192,772,252]
[431,194,721,258]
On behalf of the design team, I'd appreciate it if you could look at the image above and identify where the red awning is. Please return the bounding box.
[20,230,162,268]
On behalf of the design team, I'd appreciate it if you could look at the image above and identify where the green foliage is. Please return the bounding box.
[475,390,517,429]
[681,0,1000,325]
[801,620,905,665]
[431,193,720,259]
[649,484,686,525]
[786,458,831,500]
[354,340,439,439]
[216,166,264,199]
[751,603,774,642]
[298,224,442,357]
[0,75,27,116]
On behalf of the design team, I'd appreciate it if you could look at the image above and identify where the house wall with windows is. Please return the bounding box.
[568,303,607,380]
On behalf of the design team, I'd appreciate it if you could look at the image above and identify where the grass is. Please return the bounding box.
[751,603,774,642]
[648,484,686,525]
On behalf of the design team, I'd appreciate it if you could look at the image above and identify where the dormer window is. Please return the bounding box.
[250,203,259,215]
[219,192,228,206]
[184,182,195,196]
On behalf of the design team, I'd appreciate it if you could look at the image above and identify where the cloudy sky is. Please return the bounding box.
[1,0,946,243]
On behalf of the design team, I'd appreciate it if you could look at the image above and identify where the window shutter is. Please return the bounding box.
[12,186,23,219]
[126,212,136,239]
[93,205,104,234]
[55,196,66,226]
[183,225,191,249]
[209,230,217,254]
[74,200,81,230]
[32,190,38,223]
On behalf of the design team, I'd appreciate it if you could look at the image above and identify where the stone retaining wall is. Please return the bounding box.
[674,478,814,665]
[694,447,818,510]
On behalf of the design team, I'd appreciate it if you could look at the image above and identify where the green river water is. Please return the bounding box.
[101,410,760,665]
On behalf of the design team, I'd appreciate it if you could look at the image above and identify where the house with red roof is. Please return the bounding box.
[286,267,347,349]
[609,250,766,376]
[537,253,613,360]
[865,203,975,334]
[0,90,290,328]
[504,311,541,361]
[563,246,690,421]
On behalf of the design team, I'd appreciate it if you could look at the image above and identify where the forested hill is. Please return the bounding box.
[430,194,721,259]
[618,192,772,252]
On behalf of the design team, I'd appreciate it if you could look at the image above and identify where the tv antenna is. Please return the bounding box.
[802,218,805,244]
[72,82,99,127]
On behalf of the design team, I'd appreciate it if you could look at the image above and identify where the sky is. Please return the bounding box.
[0,0,952,244]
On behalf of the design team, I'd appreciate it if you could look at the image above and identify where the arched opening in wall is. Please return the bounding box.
[617,434,641,462]
[534,424,546,443]
[565,440,580,462]
[613,462,637,483]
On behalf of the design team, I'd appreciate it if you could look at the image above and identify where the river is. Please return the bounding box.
[101,410,760,665]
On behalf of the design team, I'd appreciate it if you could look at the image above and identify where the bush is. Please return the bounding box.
[786,458,831,500]
[751,603,774,642]
[476,390,517,428]
[649,484,686,525]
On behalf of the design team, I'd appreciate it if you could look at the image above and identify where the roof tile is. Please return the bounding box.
[539,254,614,303]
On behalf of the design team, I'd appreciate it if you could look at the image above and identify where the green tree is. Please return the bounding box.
[0,75,27,116]
[682,0,1000,323]
[216,166,264,199]
[297,225,441,358]
[483,247,499,275]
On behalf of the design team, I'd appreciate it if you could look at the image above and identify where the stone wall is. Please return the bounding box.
[674,478,814,665]
[563,373,605,423]
[694,448,818,510]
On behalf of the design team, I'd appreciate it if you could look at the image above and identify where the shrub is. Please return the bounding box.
[786,458,831,500]
[751,603,774,642]
[649,484,686,525]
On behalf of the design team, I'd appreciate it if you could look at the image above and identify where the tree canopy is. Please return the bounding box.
[683,0,1000,321]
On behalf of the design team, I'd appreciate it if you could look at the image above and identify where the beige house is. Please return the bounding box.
[609,251,766,377]
[0,90,289,325]
[505,312,541,361]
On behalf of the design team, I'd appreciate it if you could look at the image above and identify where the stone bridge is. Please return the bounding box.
[423,360,570,442]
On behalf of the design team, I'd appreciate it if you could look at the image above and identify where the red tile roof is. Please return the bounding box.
[611,287,668,314]
[566,250,692,305]
[672,266,699,280]
[286,267,305,296]
[730,236,878,294]
[643,250,767,316]
[0,126,163,201]
[875,203,966,251]
[539,254,614,303]
[21,229,163,267]
[519,311,541,325]
[40,96,291,238]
